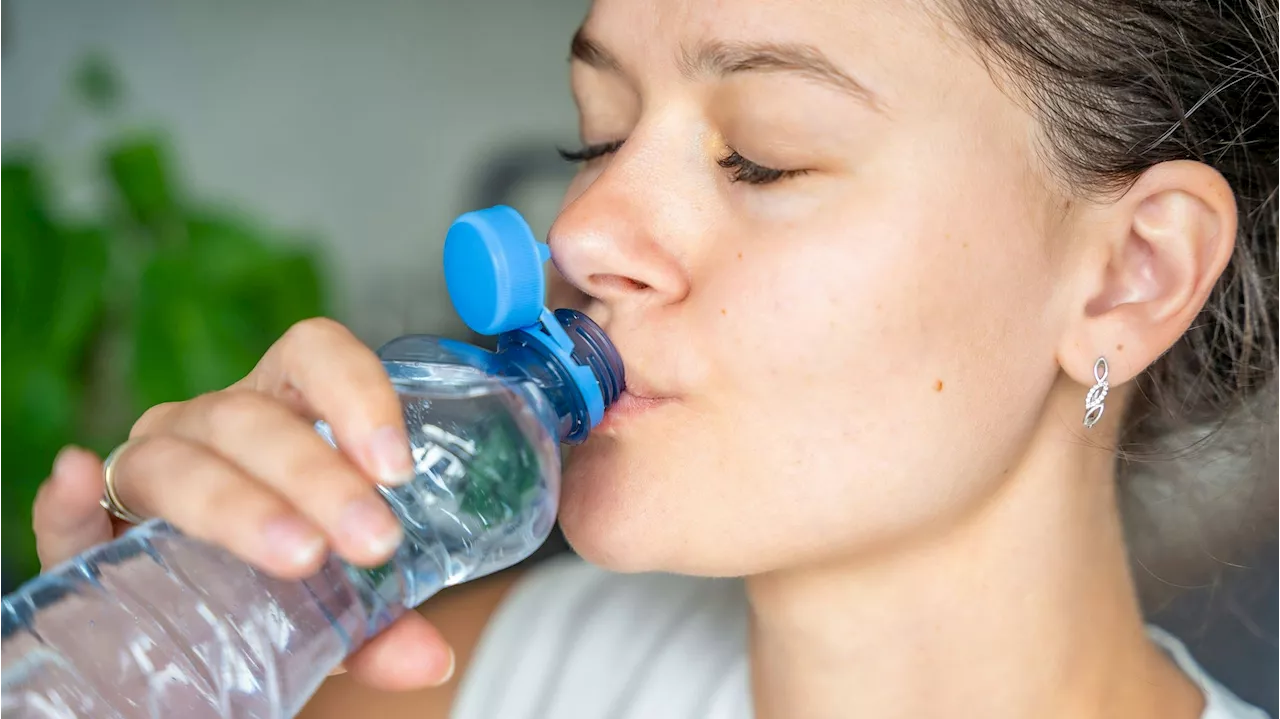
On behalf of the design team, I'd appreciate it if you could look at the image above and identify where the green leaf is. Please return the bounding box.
[184,210,328,343]
[18,369,79,444]
[128,215,327,411]
[185,210,277,280]
[253,250,328,334]
[105,136,180,230]
[1,162,109,410]
[131,251,259,408]
[2,159,63,347]
[47,225,109,361]
[74,53,124,113]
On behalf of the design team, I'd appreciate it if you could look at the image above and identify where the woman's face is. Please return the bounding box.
[547,0,1075,575]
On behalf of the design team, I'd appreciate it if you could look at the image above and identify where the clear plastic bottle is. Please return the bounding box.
[0,207,623,719]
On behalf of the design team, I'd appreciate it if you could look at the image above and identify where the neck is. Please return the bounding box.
[745,409,1204,719]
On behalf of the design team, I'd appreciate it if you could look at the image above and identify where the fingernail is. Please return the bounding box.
[263,516,327,569]
[364,426,416,486]
[433,646,456,686]
[339,496,403,559]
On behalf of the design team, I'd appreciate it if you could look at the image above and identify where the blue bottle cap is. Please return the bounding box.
[443,206,624,437]
[443,206,551,336]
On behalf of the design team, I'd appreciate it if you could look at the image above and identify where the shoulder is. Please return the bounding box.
[452,554,752,719]
[1147,625,1273,719]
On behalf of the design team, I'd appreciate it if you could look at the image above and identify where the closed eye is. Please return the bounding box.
[558,140,806,186]
[558,140,625,163]
[718,149,806,185]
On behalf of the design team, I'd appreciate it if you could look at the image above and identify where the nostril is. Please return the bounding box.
[590,274,650,293]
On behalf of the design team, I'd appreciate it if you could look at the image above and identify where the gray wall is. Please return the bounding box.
[2,0,589,345]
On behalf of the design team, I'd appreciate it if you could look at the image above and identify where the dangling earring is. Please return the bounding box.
[1082,357,1109,428]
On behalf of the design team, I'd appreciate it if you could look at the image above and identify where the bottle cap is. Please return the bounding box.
[443,206,623,434]
[443,205,551,336]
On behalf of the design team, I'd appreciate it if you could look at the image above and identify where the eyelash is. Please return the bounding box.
[557,140,625,163]
[717,149,806,185]
[558,140,805,186]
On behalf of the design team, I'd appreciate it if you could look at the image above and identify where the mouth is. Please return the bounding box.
[597,389,673,432]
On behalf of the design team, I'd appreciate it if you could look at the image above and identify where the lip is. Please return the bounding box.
[597,390,673,431]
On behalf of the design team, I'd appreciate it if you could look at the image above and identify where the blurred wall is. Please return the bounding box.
[2,0,589,345]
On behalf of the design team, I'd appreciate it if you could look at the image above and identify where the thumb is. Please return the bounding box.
[34,446,116,569]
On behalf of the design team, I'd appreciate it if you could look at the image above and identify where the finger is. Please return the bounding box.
[34,446,114,568]
[111,435,329,578]
[344,613,455,691]
[246,318,415,486]
[166,391,403,566]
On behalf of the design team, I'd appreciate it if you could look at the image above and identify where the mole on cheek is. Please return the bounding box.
[934,379,945,392]
[1116,344,1124,351]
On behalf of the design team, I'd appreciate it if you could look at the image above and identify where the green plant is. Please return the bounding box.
[1,56,329,585]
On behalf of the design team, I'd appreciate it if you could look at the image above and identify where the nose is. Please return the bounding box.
[548,165,690,317]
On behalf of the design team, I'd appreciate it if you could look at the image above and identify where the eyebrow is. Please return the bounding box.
[570,28,622,74]
[570,28,882,111]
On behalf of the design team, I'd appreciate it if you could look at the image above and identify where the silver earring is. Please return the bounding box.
[1082,357,1109,428]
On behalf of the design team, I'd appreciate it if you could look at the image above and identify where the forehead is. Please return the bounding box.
[576,0,1060,241]
[584,0,933,41]
[580,0,977,108]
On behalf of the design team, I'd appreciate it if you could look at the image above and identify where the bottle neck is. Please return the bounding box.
[494,309,624,444]
[492,338,591,444]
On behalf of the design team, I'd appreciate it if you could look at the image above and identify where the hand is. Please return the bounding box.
[32,318,455,691]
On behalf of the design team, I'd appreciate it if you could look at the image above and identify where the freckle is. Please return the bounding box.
[1116,344,1124,351]
[962,242,969,249]
[721,308,727,315]
[737,252,743,260]
[934,379,944,392]
[875,303,883,311]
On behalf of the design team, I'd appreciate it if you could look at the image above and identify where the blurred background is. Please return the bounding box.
[1,1,1274,714]
[2,0,586,587]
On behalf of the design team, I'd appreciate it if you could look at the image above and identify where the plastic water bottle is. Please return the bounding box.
[0,207,624,719]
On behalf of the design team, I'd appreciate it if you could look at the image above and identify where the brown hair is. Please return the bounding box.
[948,0,1278,598]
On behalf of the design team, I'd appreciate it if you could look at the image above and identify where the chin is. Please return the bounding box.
[554,435,683,574]
[554,431,773,578]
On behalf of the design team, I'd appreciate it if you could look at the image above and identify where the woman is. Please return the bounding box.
[32,0,1276,717]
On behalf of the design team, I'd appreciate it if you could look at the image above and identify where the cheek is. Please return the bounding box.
[689,202,1061,558]
[705,106,1063,442]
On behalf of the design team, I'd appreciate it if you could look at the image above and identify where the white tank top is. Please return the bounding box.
[451,554,1268,719]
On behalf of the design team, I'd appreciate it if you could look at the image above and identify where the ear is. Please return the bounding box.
[1058,160,1237,389]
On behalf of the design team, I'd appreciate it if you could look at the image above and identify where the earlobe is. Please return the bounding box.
[1059,160,1237,388]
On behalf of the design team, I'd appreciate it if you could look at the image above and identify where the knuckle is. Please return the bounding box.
[203,389,274,430]
[120,434,183,479]
[283,317,350,350]
[131,401,180,438]
[280,318,371,377]
[122,437,224,525]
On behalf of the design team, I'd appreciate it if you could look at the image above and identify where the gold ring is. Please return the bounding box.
[99,439,148,524]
